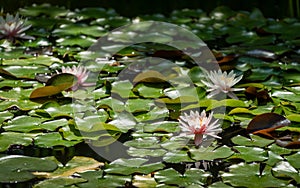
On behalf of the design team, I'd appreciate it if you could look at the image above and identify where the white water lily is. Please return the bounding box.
[0,13,34,42]
[179,110,221,147]
[201,70,243,99]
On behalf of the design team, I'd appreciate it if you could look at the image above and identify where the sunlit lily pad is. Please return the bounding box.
[155,168,211,187]
[105,158,165,175]
[33,177,86,188]
[34,132,81,148]
[285,151,300,169]
[272,161,300,183]
[190,145,234,161]
[231,135,274,147]
[2,55,62,66]
[231,146,268,162]
[3,115,47,132]
[222,163,288,187]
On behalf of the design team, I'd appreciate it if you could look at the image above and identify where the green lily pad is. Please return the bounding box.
[206,99,248,110]
[2,66,49,79]
[143,121,180,133]
[127,147,166,157]
[34,132,81,148]
[190,145,234,161]
[135,83,164,98]
[222,163,288,187]
[125,99,154,113]
[134,106,169,122]
[19,4,68,17]
[40,119,69,131]
[3,115,46,132]
[0,155,57,183]
[111,80,135,98]
[105,158,165,176]
[0,132,33,152]
[231,135,274,148]
[231,146,268,162]
[53,24,106,37]
[56,36,97,48]
[30,73,77,99]
[109,111,136,132]
[2,55,62,66]
[33,177,86,188]
[285,151,300,169]
[268,143,293,156]
[155,168,211,187]
[163,151,194,163]
[272,161,300,183]
[266,151,284,167]
[272,91,300,102]
[0,110,13,124]
[76,170,132,188]
[124,137,160,149]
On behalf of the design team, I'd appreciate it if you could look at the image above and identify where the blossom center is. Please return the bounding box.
[194,123,206,134]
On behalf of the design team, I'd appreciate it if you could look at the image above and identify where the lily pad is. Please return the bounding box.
[105,158,165,175]
[222,163,288,187]
[272,161,300,183]
[0,132,33,152]
[231,146,268,162]
[3,115,46,132]
[34,132,81,148]
[190,145,234,161]
[155,168,211,187]
[231,135,274,148]
[0,155,57,183]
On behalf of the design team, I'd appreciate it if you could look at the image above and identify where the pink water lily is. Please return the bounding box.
[56,65,95,90]
[179,110,221,147]
[201,70,243,99]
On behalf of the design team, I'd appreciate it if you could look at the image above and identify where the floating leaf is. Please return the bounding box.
[231,135,274,147]
[38,156,103,178]
[30,74,77,99]
[247,113,291,137]
[3,116,46,132]
[190,145,234,161]
[231,146,268,162]
[163,151,194,163]
[111,80,135,98]
[33,177,86,188]
[0,132,33,152]
[222,163,288,187]
[0,155,57,183]
[272,161,300,183]
[34,133,81,148]
[133,70,168,83]
[143,121,180,133]
[2,56,62,66]
[127,147,166,157]
[285,151,300,169]
[105,158,165,175]
[135,83,164,98]
[155,168,211,187]
[133,174,157,188]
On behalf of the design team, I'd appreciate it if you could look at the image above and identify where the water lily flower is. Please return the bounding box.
[0,13,35,42]
[56,65,94,90]
[201,70,243,99]
[179,110,221,147]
